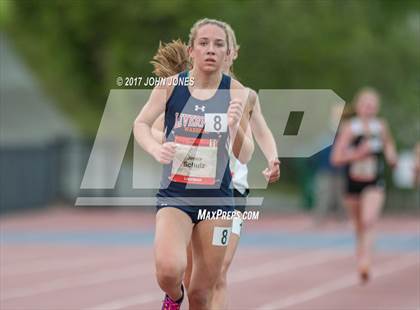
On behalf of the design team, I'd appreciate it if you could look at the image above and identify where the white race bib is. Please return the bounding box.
[231,216,243,236]
[350,156,378,182]
[212,227,231,246]
[171,136,218,185]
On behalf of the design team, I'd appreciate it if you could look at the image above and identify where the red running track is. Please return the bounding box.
[1,207,418,310]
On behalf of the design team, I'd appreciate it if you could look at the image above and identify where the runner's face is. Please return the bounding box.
[190,24,228,73]
[356,93,379,118]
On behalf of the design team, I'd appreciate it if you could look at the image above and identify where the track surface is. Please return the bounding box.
[1,207,419,310]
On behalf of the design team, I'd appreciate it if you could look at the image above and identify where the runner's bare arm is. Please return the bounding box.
[250,93,278,162]
[331,121,370,166]
[133,81,175,163]
[249,92,280,182]
[151,113,165,143]
[230,99,254,163]
[380,119,397,167]
[233,116,254,163]
[229,80,254,164]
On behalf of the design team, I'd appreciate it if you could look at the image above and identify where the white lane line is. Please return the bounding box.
[86,293,163,310]
[257,255,419,310]
[1,263,152,301]
[0,251,59,266]
[84,250,350,310]
[230,250,349,283]
[2,254,144,276]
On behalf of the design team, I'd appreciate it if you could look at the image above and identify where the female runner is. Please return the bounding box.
[150,22,280,308]
[331,88,397,283]
[134,18,252,309]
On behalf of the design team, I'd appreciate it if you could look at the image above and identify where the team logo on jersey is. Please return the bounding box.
[174,112,205,129]
[194,105,206,112]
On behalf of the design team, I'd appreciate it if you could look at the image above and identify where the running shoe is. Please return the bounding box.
[162,284,184,310]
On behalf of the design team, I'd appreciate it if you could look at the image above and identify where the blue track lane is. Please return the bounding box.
[1,231,419,252]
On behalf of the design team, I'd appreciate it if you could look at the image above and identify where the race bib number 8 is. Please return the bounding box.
[212,227,231,246]
[205,113,228,133]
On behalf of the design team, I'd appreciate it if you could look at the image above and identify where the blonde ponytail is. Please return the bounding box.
[150,39,190,78]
